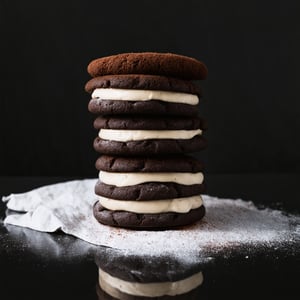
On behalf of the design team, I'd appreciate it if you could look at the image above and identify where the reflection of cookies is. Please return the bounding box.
[93,202,205,229]
[95,248,204,299]
[96,264,203,299]
[95,250,202,283]
[96,282,202,300]
[87,52,208,80]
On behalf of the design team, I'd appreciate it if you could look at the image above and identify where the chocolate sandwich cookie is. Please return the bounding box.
[86,74,201,117]
[95,155,205,200]
[87,52,208,80]
[93,155,205,229]
[93,202,205,229]
[93,115,207,156]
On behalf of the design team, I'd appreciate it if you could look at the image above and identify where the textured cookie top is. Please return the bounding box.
[93,201,206,230]
[94,135,207,156]
[85,74,201,95]
[93,115,207,130]
[88,98,199,116]
[87,52,208,80]
[95,155,204,172]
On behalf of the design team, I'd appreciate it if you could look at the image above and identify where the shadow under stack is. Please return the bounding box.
[85,52,207,229]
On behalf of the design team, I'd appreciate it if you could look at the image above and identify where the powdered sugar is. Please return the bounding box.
[100,196,298,261]
[2,179,299,262]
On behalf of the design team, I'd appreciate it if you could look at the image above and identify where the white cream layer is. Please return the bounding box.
[98,129,202,142]
[99,268,203,297]
[99,195,203,214]
[99,171,204,187]
[92,88,199,105]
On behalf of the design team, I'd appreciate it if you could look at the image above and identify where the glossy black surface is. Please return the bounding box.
[0,175,299,300]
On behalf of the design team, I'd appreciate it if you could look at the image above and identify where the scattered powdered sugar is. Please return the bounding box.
[2,179,299,263]
[99,196,299,261]
[202,196,295,245]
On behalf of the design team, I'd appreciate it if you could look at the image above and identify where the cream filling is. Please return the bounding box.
[98,129,202,142]
[99,268,203,298]
[99,195,203,214]
[91,88,199,105]
[99,171,204,187]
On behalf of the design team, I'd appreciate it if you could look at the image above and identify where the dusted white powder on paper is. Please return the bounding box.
[2,179,300,261]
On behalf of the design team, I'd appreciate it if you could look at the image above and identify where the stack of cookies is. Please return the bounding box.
[85,52,207,229]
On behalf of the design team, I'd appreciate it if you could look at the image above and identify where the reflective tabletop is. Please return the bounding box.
[0,175,299,300]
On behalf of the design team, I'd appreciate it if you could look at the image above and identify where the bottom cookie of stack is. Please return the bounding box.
[93,155,206,229]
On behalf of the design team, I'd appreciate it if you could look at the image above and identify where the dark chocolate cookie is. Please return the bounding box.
[93,115,207,131]
[93,136,207,156]
[87,52,208,80]
[85,74,201,95]
[95,155,204,173]
[95,181,205,201]
[93,201,205,229]
[88,99,199,116]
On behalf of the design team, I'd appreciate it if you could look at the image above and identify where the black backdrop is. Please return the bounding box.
[0,0,300,177]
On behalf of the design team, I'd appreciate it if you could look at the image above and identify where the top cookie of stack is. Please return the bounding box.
[85,52,208,229]
[86,52,207,117]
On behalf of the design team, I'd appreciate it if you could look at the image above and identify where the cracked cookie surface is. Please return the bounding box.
[93,136,207,155]
[93,201,205,229]
[87,52,208,80]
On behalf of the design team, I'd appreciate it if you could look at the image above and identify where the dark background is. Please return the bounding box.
[0,0,300,177]
[0,3,299,299]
